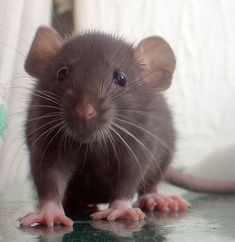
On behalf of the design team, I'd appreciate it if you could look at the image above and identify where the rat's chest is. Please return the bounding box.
[66,156,121,203]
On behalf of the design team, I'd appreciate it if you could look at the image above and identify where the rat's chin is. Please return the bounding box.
[69,127,103,144]
[64,118,111,143]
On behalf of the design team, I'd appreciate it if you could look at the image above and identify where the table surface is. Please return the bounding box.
[0,183,235,242]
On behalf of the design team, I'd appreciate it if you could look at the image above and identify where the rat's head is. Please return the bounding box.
[25,26,175,143]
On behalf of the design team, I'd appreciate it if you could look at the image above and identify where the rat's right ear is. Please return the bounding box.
[24,26,63,78]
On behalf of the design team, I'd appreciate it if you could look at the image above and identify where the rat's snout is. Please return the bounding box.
[75,103,96,121]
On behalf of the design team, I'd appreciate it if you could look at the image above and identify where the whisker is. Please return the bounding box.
[0,41,26,58]
[30,93,61,106]
[112,122,163,179]
[6,137,29,184]
[26,118,63,143]
[113,116,173,153]
[8,88,62,106]
[109,126,146,185]
[105,79,144,104]
[40,123,66,164]
[34,90,61,105]
[3,75,33,88]
[25,113,63,124]
[115,109,154,115]
[37,121,65,184]
[57,125,66,164]
[30,121,64,158]
[8,75,55,89]
[104,127,121,193]
[61,125,71,152]
[8,108,61,117]
[28,105,62,110]
[36,90,61,100]
[79,144,88,176]
[99,128,110,166]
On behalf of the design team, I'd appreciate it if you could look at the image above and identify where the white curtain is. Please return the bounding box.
[1,0,235,191]
[0,0,52,190]
[74,0,235,179]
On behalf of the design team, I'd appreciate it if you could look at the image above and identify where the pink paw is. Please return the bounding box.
[19,201,73,227]
[133,193,190,212]
[90,207,146,221]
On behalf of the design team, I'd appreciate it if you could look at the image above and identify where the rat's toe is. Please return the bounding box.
[91,207,146,221]
[90,209,112,220]
[134,193,190,213]
[19,210,73,227]
[171,195,191,210]
[19,213,42,227]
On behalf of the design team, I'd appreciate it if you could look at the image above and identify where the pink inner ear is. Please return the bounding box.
[25,26,63,78]
[145,69,173,91]
[33,26,63,59]
[134,36,175,91]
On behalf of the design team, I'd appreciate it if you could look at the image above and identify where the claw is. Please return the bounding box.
[19,201,73,227]
[134,193,190,212]
[91,200,146,221]
[91,207,146,221]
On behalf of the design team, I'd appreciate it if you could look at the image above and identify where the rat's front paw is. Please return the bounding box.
[90,207,146,221]
[90,199,146,221]
[133,193,190,212]
[19,212,73,227]
[19,201,73,227]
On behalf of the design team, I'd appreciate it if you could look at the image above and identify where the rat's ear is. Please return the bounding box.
[134,36,175,91]
[25,26,63,78]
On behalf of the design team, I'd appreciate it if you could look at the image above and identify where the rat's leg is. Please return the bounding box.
[90,153,147,221]
[90,199,146,221]
[19,157,74,227]
[133,185,190,212]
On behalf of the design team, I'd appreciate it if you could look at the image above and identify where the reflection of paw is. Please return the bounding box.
[92,219,146,232]
[20,223,73,237]
[19,202,73,227]
[90,207,146,221]
[133,193,190,212]
[146,210,187,223]
[92,220,146,237]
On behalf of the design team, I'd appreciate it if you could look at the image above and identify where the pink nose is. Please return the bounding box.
[75,103,96,121]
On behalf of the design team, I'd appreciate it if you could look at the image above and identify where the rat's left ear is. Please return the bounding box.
[134,36,176,91]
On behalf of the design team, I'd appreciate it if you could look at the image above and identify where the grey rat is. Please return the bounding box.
[19,26,235,227]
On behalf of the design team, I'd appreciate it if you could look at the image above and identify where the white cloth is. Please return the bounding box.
[0,0,52,190]
[1,0,235,190]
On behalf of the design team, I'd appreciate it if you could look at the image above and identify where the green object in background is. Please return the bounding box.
[0,105,7,138]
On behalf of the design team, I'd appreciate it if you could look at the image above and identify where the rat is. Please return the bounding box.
[19,26,235,227]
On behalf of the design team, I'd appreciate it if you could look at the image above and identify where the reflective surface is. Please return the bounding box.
[1,185,235,242]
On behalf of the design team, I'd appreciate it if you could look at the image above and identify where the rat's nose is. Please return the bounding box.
[75,103,96,121]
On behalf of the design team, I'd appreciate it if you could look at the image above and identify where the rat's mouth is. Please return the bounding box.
[61,102,113,144]
[67,124,107,144]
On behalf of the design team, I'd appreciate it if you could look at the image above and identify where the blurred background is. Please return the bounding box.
[0,0,235,192]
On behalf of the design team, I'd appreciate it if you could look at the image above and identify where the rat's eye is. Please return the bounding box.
[113,70,127,87]
[57,67,71,81]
